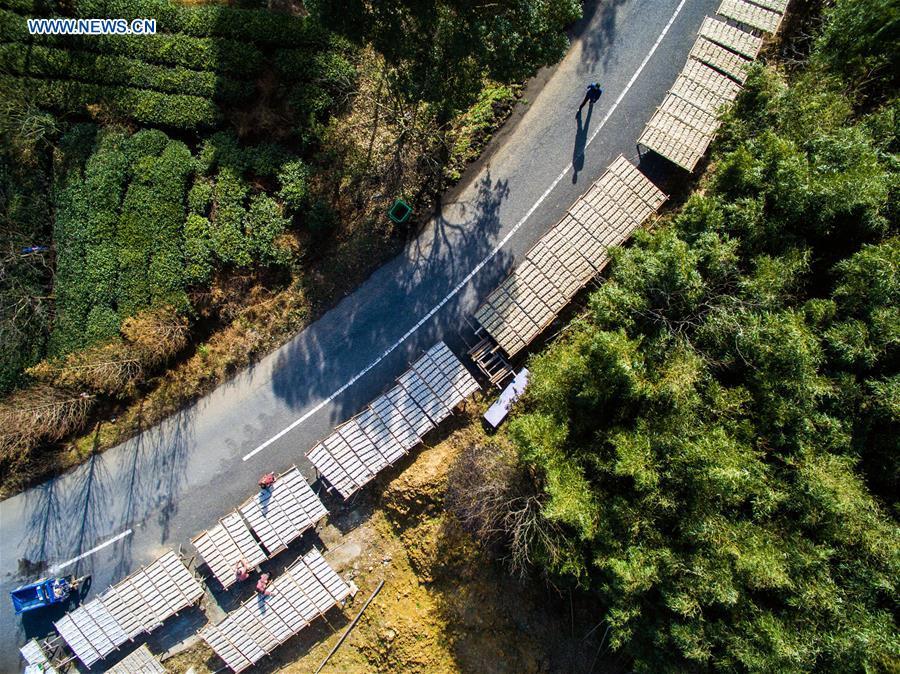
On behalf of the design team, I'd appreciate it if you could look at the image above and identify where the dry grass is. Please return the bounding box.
[0,50,520,498]
[317,49,444,235]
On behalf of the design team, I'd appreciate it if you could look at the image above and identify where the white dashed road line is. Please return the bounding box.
[49,529,133,573]
[243,0,689,463]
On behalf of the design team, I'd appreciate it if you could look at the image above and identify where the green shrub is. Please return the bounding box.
[274,45,358,90]
[276,160,310,211]
[85,305,120,343]
[0,75,219,129]
[50,171,91,354]
[92,33,263,77]
[122,128,169,165]
[197,132,245,174]
[4,0,328,47]
[197,133,290,178]
[0,43,252,101]
[0,0,46,13]
[187,177,213,216]
[148,241,188,309]
[248,144,291,179]
[814,0,900,96]
[115,82,219,129]
[0,9,265,76]
[208,167,251,266]
[0,8,31,41]
[51,130,134,352]
[83,129,130,245]
[149,143,192,310]
[244,194,290,265]
[183,213,213,283]
[85,243,119,305]
[206,169,291,267]
[117,139,193,315]
[0,0,55,12]
[74,0,330,47]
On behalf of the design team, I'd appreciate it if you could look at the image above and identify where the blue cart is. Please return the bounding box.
[10,577,79,615]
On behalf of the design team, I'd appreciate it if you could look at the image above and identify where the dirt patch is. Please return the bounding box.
[379,423,474,523]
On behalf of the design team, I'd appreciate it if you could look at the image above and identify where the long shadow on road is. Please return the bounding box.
[268,171,513,433]
[17,404,197,582]
[9,406,197,657]
[572,103,595,183]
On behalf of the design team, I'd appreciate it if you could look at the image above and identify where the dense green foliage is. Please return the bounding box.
[0,0,355,131]
[507,2,899,671]
[309,0,581,116]
[0,9,265,75]
[47,126,293,355]
[813,0,900,99]
[0,43,251,100]
[1,0,579,397]
[277,160,311,213]
[1,75,220,129]
[69,0,328,46]
[0,0,361,389]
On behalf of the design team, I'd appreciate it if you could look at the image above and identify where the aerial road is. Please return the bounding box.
[0,0,717,669]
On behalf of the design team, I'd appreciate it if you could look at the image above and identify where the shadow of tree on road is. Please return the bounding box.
[267,170,513,441]
[16,401,197,599]
[20,433,111,580]
[575,0,628,76]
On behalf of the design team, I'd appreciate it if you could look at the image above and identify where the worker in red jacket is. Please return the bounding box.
[256,573,274,596]
[234,559,251,583]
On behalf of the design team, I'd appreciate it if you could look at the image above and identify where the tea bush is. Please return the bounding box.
[3,44,252,101]
[1,76,219,129]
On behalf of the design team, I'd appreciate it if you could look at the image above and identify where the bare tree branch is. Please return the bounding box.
[447,439,564,577]
[0,385,93,461]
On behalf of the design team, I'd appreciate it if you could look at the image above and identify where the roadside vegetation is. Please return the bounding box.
[0,0,580,495]
[451,0,900,671]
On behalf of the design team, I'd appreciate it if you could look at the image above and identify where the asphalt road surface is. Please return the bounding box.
[0,0,718,669]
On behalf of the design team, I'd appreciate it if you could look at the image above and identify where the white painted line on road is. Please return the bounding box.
[49,529,133,573]
[243,0,688,463]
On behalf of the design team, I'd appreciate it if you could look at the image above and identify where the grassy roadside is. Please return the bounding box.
[0,59,521,499]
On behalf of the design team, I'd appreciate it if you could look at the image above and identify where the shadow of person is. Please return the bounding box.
[572,102,595,184]
[258,487,272,517]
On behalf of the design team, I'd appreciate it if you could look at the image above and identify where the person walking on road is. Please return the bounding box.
[578,82,603,113]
